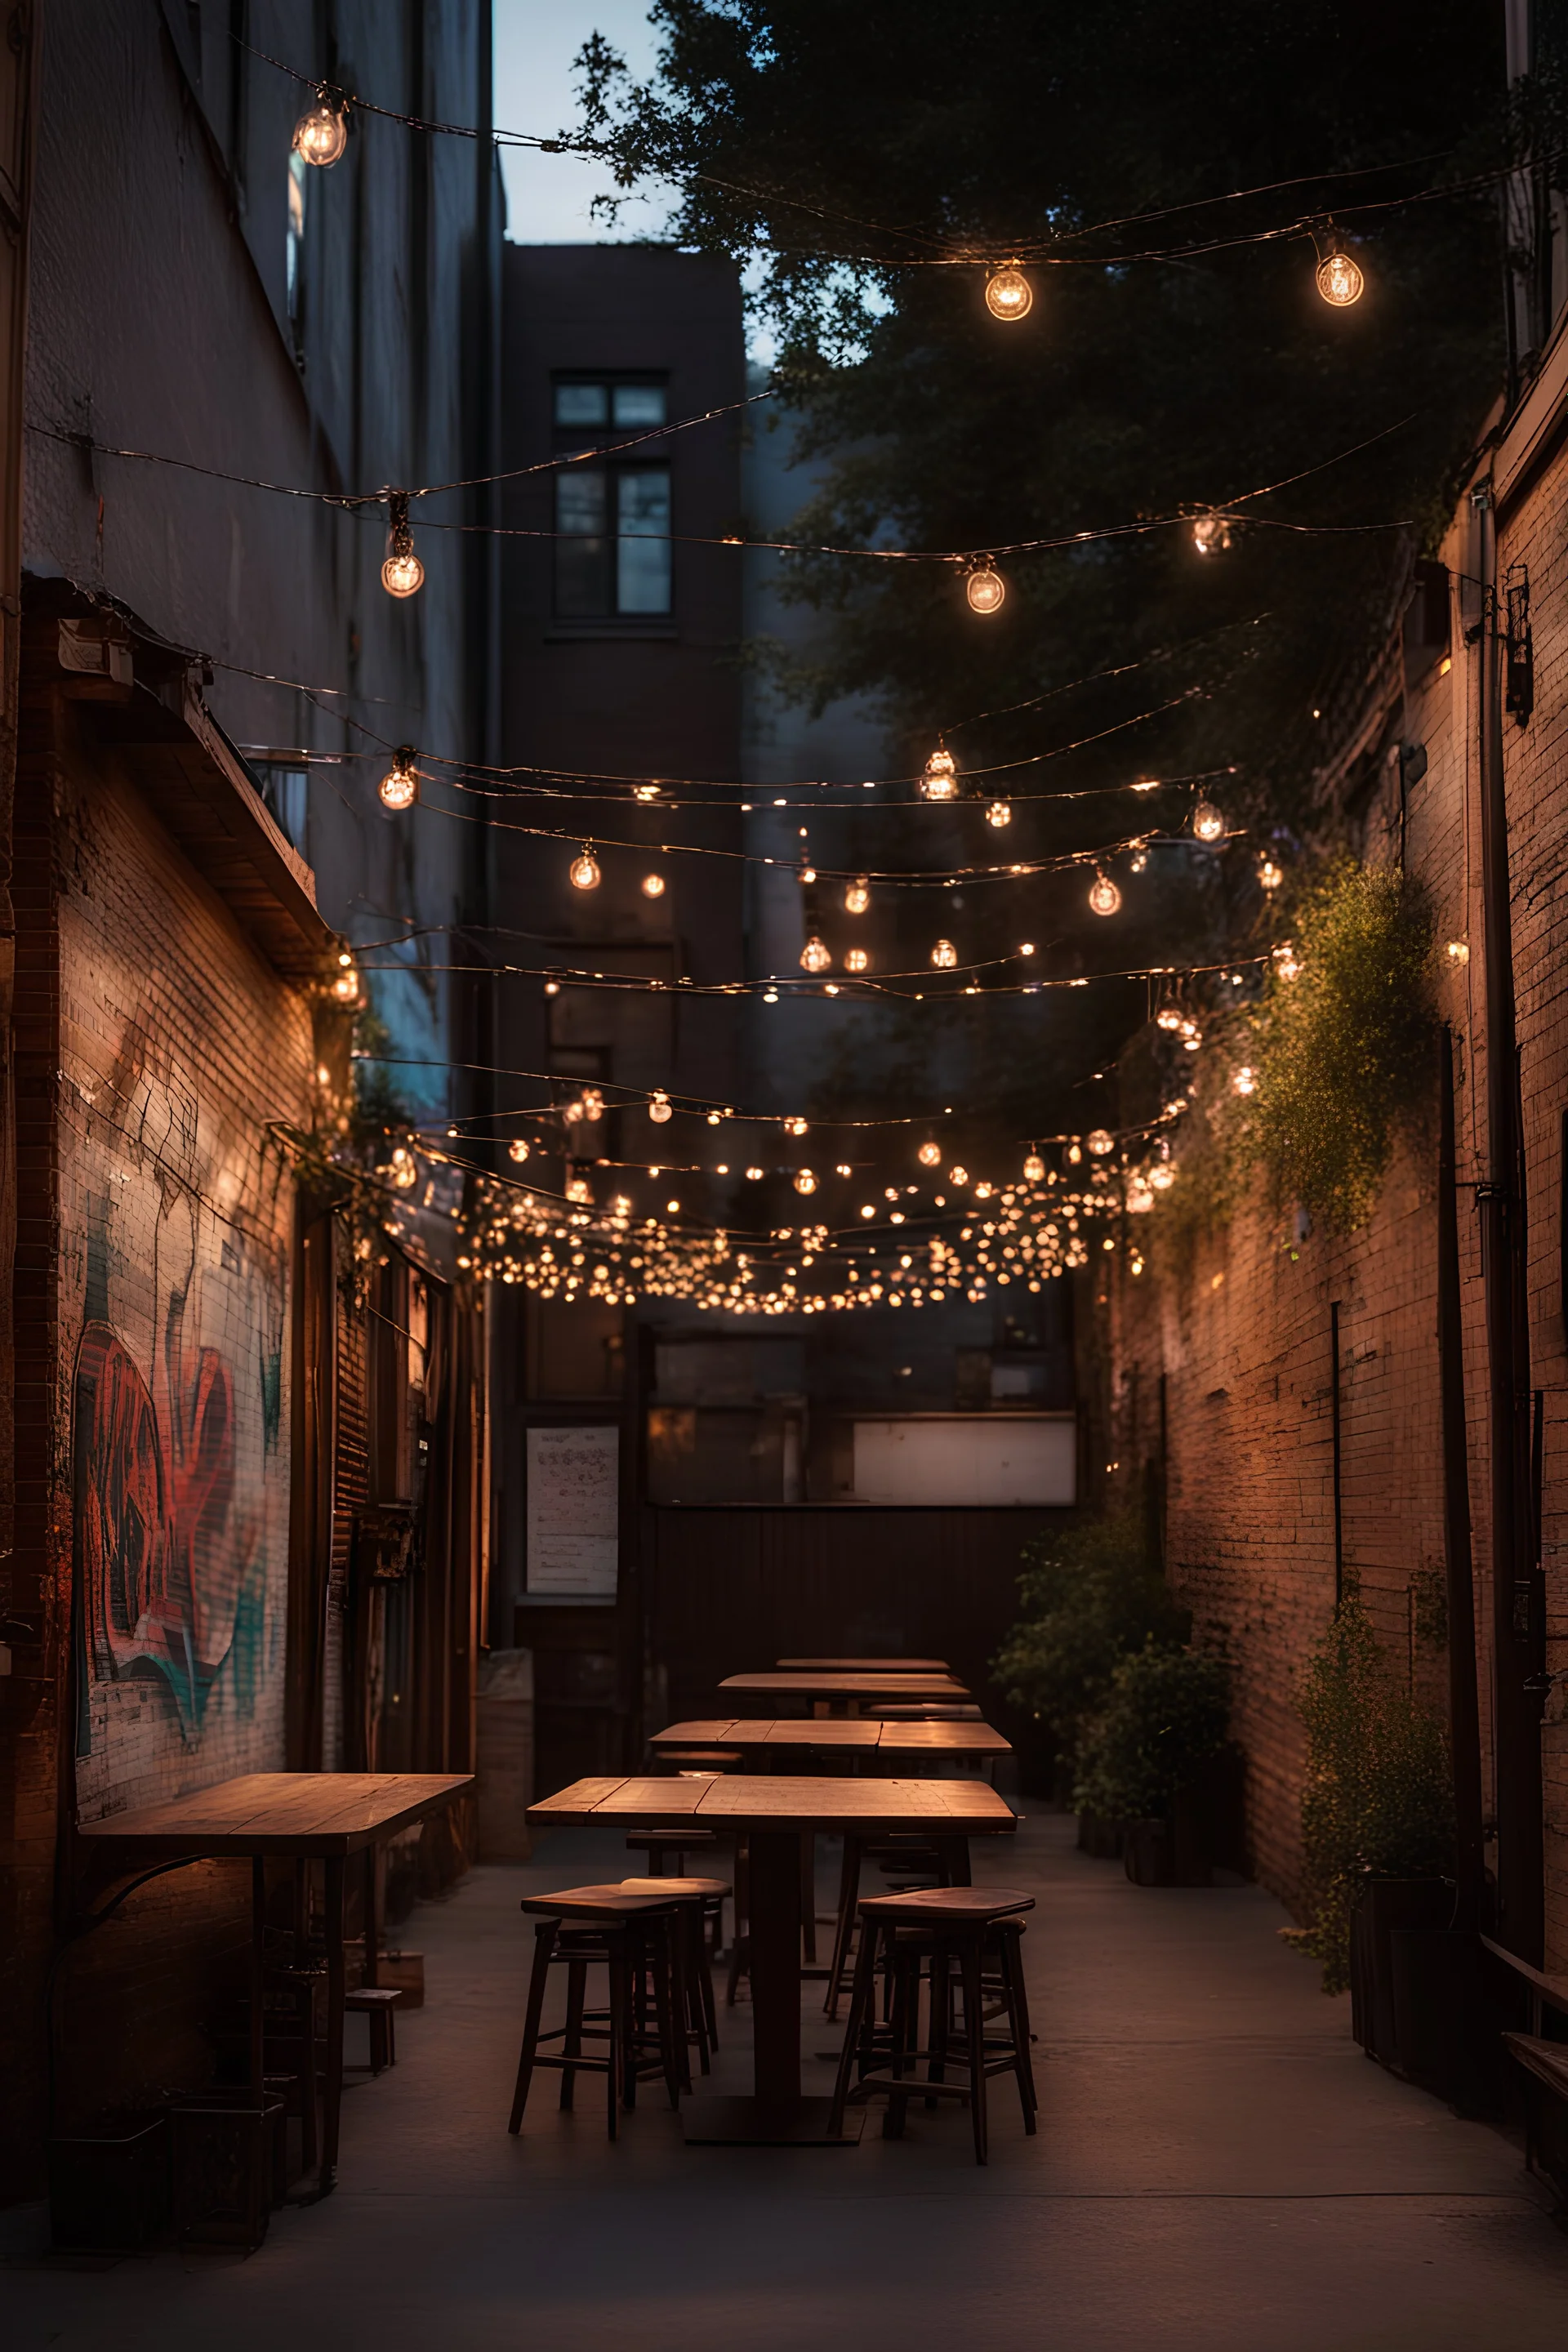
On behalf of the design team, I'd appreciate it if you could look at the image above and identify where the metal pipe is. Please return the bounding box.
[1438,1025,1486,1931]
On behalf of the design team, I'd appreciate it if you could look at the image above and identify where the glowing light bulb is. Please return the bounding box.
[986,799,1011,828]
[918,1141,942,1167]
[1067,1143,1082,1165]
[544,979,559,996]
[706,1111,722,1126]
[800,935,832,973]
[844,876,871,914]
[569,847,601,891]
[641,871,666,898]
[966,564,1006,614]
[985,264,1033,321]
[745,1165,764,1180]
[508,1139,529,1164]
[381,492,424,598]
[1272,942,1301,980]
[949,1165,969,1187]
[1088,872,1121,917]
[1156,1007,1183,1031]
[1023,1152,1045,1183]
[920,746,959,801]
[293,89,348,167]
[1192,800,1225,843]
[1446,940,1469,966]
[794,1169,817,1196]
[1258,856,1282,891]
[330,958,359,1004]
[1192,513,1232,557]
[1233,1066,1258,1096]
[379,746,418,810]
[1087,1129,1114,1156]
[1149,1163,1174,1192]
[581,1088,604,1123]
[784,1116,808,1137]
[388,1146,418,1192]
[931,938,958,969]
[648,1091,673,1125]
[844,947,870,973]
[1316,249,1365,307]
[1126,1177,1154,1213]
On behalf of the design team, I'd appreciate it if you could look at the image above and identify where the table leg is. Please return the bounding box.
[800,1832,817,1965]
[363,1844,380,1990]
[250,1857,267,2102]
[319,1855,345,2195]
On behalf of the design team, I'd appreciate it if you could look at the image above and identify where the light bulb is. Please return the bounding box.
[569,848,601,891]
[745,1165,764,1180]
[641,871,666,898]
[330,960,359,1004]
[1192,800,1225,843]
[920,746,959,801]
[1126,1177,1154,1213]
[966,564,1006,614]
[1192,513,1232,557]
[1156,1007,1183,1031]
[1149,1163,1174,1191]
[986,799,1011,828]
[1272,943,1301,980]
[1446,939,1469,965]
[1258,857,1282,891]
[1233,1066,1258,1096]
[1316,249,1365,307]
[1088,872,1121,917]
[918,1141,942,1167]
[844,947,870,973]
[1023,1152,1045,1183]
[794,1169,817,1196]
[784,1116,808,1136]
[799,863,817,884]
[379,747,418,810]
[648,1092,674,1126]
[706,1111,722,1126]
[931,938,958,969]
[844,876,871,914]
[949,1165,969,1187]
[581,1089,603,1122]
[1087,1129,1114,1156]
[1067,1143,1082,1165]
[293,91,348,167]
[985,265,1033,322]
[508,1139,529,1163]
[568,1178,591,1204]
[800,935,832,973]
[381,492,423,598]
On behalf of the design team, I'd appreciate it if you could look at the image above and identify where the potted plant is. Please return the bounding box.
[1073,1642,1232,1886]
[1283,1581,1457,2082]
[992,1509,1187,1841]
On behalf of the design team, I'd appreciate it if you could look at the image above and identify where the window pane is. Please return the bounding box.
[555,382,608,427]
[260,765,309,853]
[555,470,612,615]
[616,468,671,614]
[612,383,666,428]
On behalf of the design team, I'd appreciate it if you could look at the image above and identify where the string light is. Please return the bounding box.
[381,492,424,598]
[920,746,960,802]
[1316,247,1365,306]
[984,265,1033,321]
[1258,855,1283,890]
[986,800,1012,828]
[931,939,958,969]
[844,947,870,973]
[1272,942,1301,980]
[949,1165,969,1186]
[844,877,871,914]
[379,746,419,810]
[1233,1066,1258,1095]
[1023,1152,1045,1182]
[388,1145,419,1191]
[918,1142,942,1167]
[1192,513,1232,556]
[784,1116,808,1137]
[330,951,359,1004]
[648,1091,673,1124]
[569,846,601,890]
[746,1165,764,1180]
[1446,939,1469,965]
[641,871,666,898]
[508,1139,529,1163]
[794,1169,817,1195]
[1088,871,1122,917]
[292,87,349,167]
[800,936,833,973]
[1087,1129,1114,1156]
[1192,800,1226,842]
[965,563,1006,614]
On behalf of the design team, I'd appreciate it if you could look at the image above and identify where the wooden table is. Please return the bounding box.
[650,1717,1013,1762]
[529,1772,1018,2143]
[719,1669,970,1717]
[776,1656,951,1672]
[78,1771,471,2194]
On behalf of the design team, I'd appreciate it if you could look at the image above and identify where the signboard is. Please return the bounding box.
[851,1414,1076,1506]
[526,1424,620,1598]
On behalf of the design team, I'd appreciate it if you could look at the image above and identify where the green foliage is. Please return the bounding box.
[1072,1642,1232,1824]
[992,1508,1187,1769]
[1284,1582,1454,1995]
[1246,859,1436,1232]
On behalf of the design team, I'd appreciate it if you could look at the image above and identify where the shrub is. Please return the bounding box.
[1072,1642,1232,1824]
[1284,1582,1454,1995]
[992,1509,1187,1772]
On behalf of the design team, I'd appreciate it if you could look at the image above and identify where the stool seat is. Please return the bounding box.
[521,1883,683,1921]
[617,1876,729,1900]
[861,1887,1035,1922]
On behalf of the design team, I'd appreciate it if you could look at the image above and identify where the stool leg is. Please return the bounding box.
[726,1841,750,2007]
[825,1838,862,2020]
[685,1911,712,2074]
[510,1920,559,2133]
[997,1927,1036,2132]
[927,1944,951,2110]
[828,1916,881,2137]
[653,1921,684,2109]
[960,1938,988,2165]
[884,1943,918,2140]
[559,1956,587,2109]
[697,1912,720,2054]
[608,1938,632,2138]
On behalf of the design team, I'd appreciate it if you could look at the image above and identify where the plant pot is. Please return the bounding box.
[169,2088,284,2252]
[48,2113,169,2250]
[1124,1780,1215,1887]
[1389,1928,1481,2101]
[1076,1810,1126,1860]
[1349,1877,1454,2067]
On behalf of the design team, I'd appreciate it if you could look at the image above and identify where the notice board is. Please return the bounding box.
[526,1424,620,1598]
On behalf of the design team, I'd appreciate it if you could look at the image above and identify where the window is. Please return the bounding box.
[550,376,672,619]
[255,763,309,854]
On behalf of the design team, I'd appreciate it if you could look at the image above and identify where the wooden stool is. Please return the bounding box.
[824,1833,970,2018]
[344,1985,401,2074]
[509,1886,686,2139]
[618,1877,727,2065]
[829,1886,1037,2164]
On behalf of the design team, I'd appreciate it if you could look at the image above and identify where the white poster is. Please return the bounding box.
[526,1424,620,1597]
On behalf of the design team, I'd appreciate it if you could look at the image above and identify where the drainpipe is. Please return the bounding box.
[1437,1027,1486,1931]
[1472,476,1544,1963]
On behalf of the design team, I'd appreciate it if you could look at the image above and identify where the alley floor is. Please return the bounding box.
[6,1811,1568,2350]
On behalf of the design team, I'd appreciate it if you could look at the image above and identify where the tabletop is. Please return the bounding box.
[76,1771,474,1856]
[649,1717,1013,1758]
[529,1772,1018,1838]
[775,1656,951,1673]
[719,1669,969,1704]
